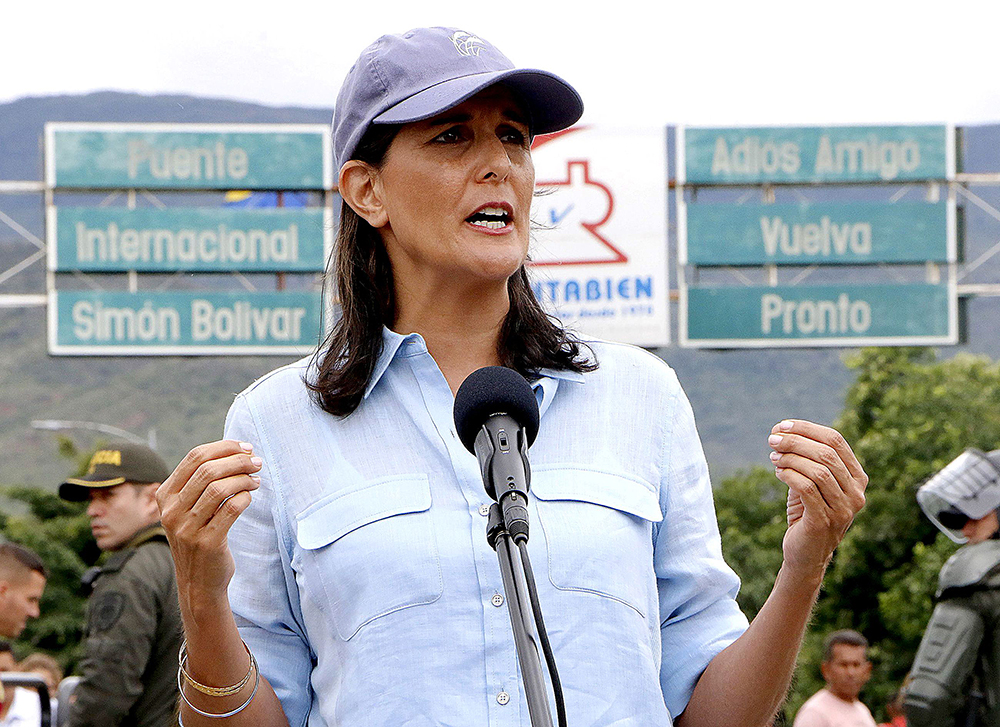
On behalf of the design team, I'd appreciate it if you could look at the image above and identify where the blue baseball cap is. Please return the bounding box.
[332,27,584,172]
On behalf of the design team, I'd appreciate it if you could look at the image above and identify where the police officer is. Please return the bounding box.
[905,448,1000,727]
[59,443,182,727]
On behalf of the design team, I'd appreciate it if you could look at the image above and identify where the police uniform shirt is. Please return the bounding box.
[68,524,182,727]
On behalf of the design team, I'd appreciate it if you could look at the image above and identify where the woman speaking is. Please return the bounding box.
[156,26,868,727]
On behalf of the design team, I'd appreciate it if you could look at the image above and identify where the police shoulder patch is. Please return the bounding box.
[90,591,127,632]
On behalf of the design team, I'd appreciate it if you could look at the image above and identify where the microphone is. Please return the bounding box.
[454,366,539,543]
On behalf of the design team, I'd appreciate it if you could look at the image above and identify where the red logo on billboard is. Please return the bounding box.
[530,130,627,266]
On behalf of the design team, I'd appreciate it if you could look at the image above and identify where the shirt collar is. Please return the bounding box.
[536,368,586,385]
[124,523,168,549]
[531,368,584,418]
[362,326,587,405]
[363,327,426,400]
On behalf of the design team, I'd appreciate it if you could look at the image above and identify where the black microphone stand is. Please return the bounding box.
[486,504,554,727]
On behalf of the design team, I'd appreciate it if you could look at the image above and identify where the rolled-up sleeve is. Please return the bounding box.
[225,394,313,727]
[655,379,749,718]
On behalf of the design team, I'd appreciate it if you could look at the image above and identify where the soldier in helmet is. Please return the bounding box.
[905,448,1000,727]
[59,442,182,727]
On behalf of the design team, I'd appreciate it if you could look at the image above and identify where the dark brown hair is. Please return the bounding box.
[0,542,47,580]
[822,629,868,662]
[307,123,596,416]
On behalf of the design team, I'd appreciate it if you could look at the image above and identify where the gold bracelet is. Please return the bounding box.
[178,639,254,697]
[177,652,260,720]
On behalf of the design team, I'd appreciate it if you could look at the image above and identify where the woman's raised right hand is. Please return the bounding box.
[155,440,262,600]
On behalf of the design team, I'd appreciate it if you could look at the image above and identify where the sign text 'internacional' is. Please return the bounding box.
[50,208,328,272]
[680,125,952,185]
[50,291,322,355]
[45,123,332,190]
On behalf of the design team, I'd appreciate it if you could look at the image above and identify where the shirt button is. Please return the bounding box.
[491,593,504,607]
[479,504,491,517]
[497,691,510,705]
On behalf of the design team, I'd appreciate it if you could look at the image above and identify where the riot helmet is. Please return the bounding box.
[917,448,1000,543]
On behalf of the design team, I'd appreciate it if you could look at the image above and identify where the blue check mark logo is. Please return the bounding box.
[548,204,574,226]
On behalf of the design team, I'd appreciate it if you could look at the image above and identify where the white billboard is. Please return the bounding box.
[529,126,669,347]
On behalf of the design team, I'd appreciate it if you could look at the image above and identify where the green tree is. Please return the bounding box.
[0,437,99,669]
[716,347,1000,721]
[832,348,1000,717]
[1,487,95,667]
[714,466,787,618]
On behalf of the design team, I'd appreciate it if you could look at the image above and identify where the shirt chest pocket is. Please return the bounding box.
[532,467,662,617]
[294,474,443,641]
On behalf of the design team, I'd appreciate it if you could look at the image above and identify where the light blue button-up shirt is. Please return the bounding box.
[224,329,748,727]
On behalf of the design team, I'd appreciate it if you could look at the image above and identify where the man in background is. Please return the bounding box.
[59,442,182,727]
[0,543,46,724]
[906,448,1000,727]
[20,653,64,725]
[793,630,877,727]
[0,544,46,642]
[0,640,42,727]
[17,654,61,698]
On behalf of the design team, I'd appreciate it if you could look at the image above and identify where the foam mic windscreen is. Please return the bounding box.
[453,366,540,454]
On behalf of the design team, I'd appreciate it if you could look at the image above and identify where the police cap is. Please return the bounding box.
[59,442,170,501]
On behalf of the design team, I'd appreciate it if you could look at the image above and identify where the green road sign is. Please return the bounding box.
[682,201,955,265]
[45,123,331,190]
[680,125,952,185]
[682,283,956,347]
[50,290,323,355]
[50,207,329,272]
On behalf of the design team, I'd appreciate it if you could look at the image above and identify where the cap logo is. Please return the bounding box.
[88,449,122,473]
[450,31,486,57]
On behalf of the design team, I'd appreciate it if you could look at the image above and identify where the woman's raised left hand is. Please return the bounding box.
[768,419,869,577]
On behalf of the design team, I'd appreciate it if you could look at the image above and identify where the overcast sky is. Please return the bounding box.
[4,0,999,126]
